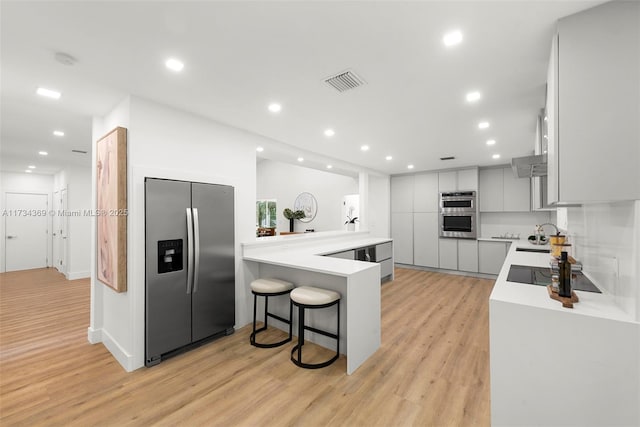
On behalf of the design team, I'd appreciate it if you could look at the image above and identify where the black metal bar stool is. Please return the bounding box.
[250,278,294,348]
[290,286,341,369]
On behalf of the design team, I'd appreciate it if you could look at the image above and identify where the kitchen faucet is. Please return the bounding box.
[538,222,560,236]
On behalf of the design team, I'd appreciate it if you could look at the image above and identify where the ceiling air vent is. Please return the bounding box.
[324,69,366,92]
[440,156,455,161]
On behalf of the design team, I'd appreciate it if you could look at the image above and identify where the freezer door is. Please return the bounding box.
[145,178,192,363]
[191,182,235,341]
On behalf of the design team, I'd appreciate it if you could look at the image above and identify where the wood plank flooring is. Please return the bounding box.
[0,267,494,426]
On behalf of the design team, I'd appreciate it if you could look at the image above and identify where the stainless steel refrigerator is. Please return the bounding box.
[145,178,235,366]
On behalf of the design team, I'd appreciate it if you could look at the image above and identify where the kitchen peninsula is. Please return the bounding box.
[242,230,393,374]
[490,241,639,426]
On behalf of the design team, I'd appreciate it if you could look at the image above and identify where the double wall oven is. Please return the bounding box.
[439,191,477,239]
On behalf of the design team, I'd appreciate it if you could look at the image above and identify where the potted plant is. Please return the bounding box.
[345,216,358,231]
[283,208,306,232]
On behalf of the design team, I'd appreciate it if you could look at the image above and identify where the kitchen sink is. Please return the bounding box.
[515,247,550,254]
[507,264,601,293]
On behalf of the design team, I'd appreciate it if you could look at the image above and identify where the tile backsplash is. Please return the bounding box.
[562,200,639,321]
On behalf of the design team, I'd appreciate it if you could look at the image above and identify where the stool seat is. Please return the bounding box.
[249,278,294,348]
[251,278,294,294]
[291,286,340,306]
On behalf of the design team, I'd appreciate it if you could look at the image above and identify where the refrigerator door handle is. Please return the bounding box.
[186,208,194,294]
[192,208,200,293]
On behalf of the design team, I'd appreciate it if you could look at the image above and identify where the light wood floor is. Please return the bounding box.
[0,267,494,426]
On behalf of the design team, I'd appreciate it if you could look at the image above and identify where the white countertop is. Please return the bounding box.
[242,230,392,277]
[490,240,635,323]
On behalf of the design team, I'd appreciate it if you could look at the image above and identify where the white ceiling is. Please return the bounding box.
[0,1,604,177]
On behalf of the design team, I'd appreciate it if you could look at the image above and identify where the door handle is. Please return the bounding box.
[192,208,200,294]
[6,235,17,239]
[186,208,194,294]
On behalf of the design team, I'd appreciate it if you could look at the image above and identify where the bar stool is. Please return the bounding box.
[290,286,341,369]
[250,278,294,348]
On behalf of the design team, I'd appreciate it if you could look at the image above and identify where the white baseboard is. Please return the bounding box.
[87,326,102,344]
[66,270,90,280]
[87,327,138,372]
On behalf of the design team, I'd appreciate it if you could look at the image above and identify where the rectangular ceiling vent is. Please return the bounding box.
[440,156,455,161]
[324,69,366,93]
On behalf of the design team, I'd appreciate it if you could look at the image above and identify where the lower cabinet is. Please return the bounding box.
[438,239,458,270]
[478,241,510,274]
[439,239,479,272]
[414,212,439,268]
[391,213,413,264]
[458,240,479,273]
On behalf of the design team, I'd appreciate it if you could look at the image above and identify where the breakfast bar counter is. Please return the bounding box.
[242,231,393,375]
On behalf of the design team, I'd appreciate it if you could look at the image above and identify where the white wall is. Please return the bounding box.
[479,211,553,239]
[256,159,358,233]
[90,95,259,371]
[562,201,639,321]
[0,172,54,272]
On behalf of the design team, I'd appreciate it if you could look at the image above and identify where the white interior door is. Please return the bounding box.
[5,192,49,272]
[52,190,61,271]
[60,188,68,274]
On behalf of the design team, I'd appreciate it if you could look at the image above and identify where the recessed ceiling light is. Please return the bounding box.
[326,165,333,169]
[543,135,548,139]
[53,130,65,137]
[360,145,370,152]
[407,164,415,169]
[28,165,36,169]
[443,30,463,47]
[165,58,184,72]
[36,87,61,99]
[492,154,501,159]
[25,169,32,173]
[385,155,393,161]
[486,139,496,146]
[38,151,48,156]
[466,91,481,102]
[268,103,282,113]
[478,121,490,129]
[324,129,335,137]
[256,146,264,152]
[297,157,304,162]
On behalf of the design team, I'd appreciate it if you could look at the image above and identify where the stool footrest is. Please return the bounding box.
[304,324,338,340]
[290,344,339,369]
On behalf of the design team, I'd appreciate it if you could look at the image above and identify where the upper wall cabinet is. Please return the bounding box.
[548,1,640,203]
[413,172,439,212]
[438,168,478,193]
[391,175,414,213]
[479,167,530,212]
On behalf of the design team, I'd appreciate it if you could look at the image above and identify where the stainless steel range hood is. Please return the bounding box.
[511,154,547,178]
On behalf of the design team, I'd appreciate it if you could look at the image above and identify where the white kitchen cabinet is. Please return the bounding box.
[546,33,559,205]
[478,241,509,275]
[457,168,479,192]
[438,238,458,270]
[413,173,439,212]
[458,239,478,273]
[479,168,503,212]
[503,169,530,212]
[391,175,414,213]
[438,168,478,193]
[413,212,439,268]
[548,1,640,203]
[438,171,457,193]
[391,213,413,264]
[480,167,530,212]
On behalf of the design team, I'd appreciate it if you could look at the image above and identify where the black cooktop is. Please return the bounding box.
[507,264,601,293]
